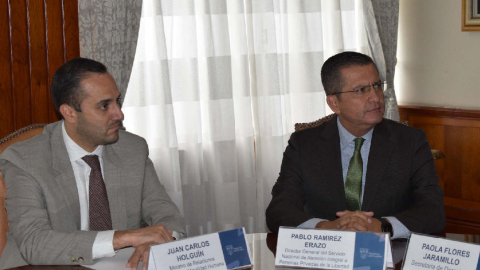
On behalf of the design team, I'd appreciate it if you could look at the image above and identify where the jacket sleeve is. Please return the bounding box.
[394,130,446,234]
[141,144,186,235]
[1,160,98,265]
[266,133,316,233]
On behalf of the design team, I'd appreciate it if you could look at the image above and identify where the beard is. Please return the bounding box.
[76,116,120,148]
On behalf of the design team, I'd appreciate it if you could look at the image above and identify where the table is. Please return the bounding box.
[6,233,478,270]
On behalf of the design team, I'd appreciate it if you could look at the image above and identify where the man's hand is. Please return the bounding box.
[365,215,382,232]
[126,242,152,270]
[113,224,174,250]
[315,211,382,232]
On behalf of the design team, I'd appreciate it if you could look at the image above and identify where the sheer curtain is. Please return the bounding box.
[123,0,257,236]
[123,0,368,236]
[248,0,369,230]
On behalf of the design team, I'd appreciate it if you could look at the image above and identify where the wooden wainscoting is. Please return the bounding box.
[0,0,80,138]
[399,105,480,234]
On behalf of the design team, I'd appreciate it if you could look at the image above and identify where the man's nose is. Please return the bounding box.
[112,103,124,121]
[367,86,381,102]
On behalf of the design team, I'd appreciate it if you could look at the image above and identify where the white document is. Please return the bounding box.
[148,228,251,270]
[149,233,226,270]
[403,233,480,270]
[82,247,137,270]
[275,227,391,270]
[387,240,393,268]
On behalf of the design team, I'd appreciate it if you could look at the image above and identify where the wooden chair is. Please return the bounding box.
[295,113,445,160]
[0,124,47,257]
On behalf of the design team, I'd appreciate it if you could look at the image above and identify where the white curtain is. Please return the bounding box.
[123,0,369,236]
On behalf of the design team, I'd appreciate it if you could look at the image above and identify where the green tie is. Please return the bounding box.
[345,138,365,211]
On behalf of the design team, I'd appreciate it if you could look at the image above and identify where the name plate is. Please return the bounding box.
[403,233,480,270]
[275,227,390,270]
[148,228,252,270]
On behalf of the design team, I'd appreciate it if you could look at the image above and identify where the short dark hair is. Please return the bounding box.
[51,57,108,112]
[321,51,378,96]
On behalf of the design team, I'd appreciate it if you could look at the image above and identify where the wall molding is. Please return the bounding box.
[399,105,480,120]
[399,104,480,235]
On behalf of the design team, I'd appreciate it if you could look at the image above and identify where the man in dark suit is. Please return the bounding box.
[0,58,185,269]
[266,52,445,238]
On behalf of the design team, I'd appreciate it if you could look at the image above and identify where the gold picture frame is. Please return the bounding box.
[462,0,480,31]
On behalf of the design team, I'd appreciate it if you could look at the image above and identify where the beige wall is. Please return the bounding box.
[395,0,480,109]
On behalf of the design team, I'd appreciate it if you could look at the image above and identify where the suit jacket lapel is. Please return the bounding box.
[51,124,81,229]
[362,120,394,211]
[314,116,348,210]
[103,146,127,230]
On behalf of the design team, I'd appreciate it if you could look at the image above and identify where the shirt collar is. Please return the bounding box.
[62,121,104,162]
[337,117,374,150]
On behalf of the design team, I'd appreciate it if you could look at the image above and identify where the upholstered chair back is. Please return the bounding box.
[294,114,445,160]
[294,113,409,132]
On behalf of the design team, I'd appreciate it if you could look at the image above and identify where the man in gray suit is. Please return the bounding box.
[266,52,445,237]
[0,58,185,269]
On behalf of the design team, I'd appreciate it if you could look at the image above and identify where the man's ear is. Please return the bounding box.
[60,104,78,124]
[326,95,341,115]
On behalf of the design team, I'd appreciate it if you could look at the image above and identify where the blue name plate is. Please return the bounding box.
[275,227,389,270]
[403,233,480,270]
[148,228,252,270]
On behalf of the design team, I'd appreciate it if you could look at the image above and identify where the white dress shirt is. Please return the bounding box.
[62,122,116,259]
[61,122,182,260]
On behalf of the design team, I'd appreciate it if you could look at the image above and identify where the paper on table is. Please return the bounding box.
[387,238,393,268]
[82,247,139,270]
